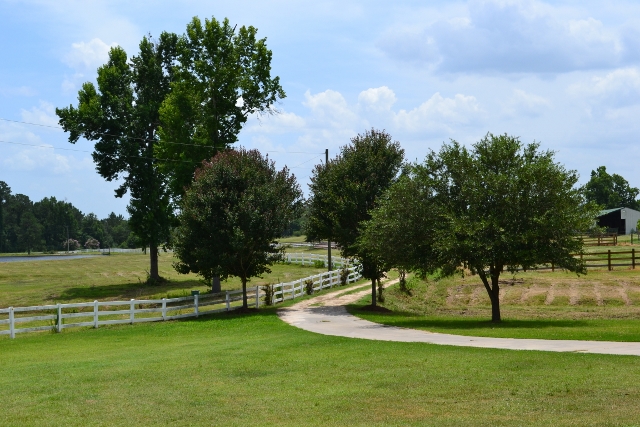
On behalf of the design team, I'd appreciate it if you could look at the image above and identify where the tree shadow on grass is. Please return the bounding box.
[55,278,206,302]
[345,305,590,331]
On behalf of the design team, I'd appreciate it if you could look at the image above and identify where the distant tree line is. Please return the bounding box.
[0,181,137,254]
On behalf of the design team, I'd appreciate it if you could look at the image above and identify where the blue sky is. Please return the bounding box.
[1,0,640,217]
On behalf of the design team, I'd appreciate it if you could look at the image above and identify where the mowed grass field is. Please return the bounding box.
[2,305,640,426]
[0,252,328,308]
[351,268,640,341]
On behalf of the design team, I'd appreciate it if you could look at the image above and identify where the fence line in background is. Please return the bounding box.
[0,255,361,339]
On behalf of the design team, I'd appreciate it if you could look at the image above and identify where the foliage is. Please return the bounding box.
[584,166,639,210]
[17,211,44,255]
[262,284,275,306]
[304,279,314,295]
[56,33,178,278]
[340,267,350,286]
[173,148,302,308]
[364,133,599,322]
[312,259,325,269]
[305,129,404,306]
[62,238,81,251]
[156,16,286,200]
[84,237,100,250]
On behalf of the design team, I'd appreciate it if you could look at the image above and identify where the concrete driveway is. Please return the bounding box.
[278,280,640,356]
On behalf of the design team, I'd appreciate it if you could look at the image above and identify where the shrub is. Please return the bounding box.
[304,279,314,295]
[340,268,350,286]
[62,238,80,251]
[377,278,385,303]
[313,259,325,268]
[263,284,275,306]
[84,237,100,249]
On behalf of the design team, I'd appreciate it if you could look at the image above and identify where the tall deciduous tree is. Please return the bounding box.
[157,16,285,200]
[305,129,404,307]
[367,133,598,322]
[173,149,302,308]
[584,166,640,210]
[56,33,178,281]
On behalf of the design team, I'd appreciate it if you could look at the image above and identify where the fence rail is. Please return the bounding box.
[0,255,361,339]
[514,249,640,272]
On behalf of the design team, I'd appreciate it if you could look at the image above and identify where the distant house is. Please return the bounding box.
[596,207,640,235]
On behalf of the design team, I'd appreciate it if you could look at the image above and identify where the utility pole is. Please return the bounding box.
[326,148,332,271]
[64,225,69,253]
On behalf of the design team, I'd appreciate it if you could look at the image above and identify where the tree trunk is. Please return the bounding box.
[478,269,501,323]
[371,278,377,307]
[241,278,248,309]
[149,245,159,280]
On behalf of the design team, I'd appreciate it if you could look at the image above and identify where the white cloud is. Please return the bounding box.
[21,101,59,127]
[303,89,361,129]
[377,0,638,74]
[63,38,118,71]
[358,86,397,113]
[569,68,640,108]
[504,89,551,117]
[2,145,71,174]
[394,92,483,133]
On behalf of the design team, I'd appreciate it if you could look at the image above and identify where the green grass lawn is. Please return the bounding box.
[0,252,328,308]
[350,270,640,341]
[2,306,640,426]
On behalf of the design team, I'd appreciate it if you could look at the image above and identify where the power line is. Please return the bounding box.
[0,117,324,155]
[0,138,326,169]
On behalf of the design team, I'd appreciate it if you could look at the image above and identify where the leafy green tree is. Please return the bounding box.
[32,197,82,251]
[4,193,34,253]
[305,129,404,307]
[173,149,302,308]
[56,33,178,280]
[584,166,639,210]
[358,169,438,279]
[156,16,286,200]
[380,133,598,323]
[17,211,43,255]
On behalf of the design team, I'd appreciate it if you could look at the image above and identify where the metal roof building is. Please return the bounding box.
[596,207,640,235]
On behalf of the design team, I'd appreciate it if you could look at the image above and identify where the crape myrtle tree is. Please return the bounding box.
[365,133,598,322]
[156,16,285,200]
[173,149,302,309]
[57,33,178,281]
[305,129,404,307]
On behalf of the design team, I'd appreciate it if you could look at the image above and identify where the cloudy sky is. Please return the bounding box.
[1,0,640,217]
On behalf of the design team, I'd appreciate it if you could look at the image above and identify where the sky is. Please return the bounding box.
[1,0,640,218]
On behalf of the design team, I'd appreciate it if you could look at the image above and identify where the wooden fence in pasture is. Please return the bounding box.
[580,233,618,247]
[0,257,361,339]
[526,249,640,272]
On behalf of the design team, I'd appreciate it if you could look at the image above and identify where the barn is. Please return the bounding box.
[596,207,640,235]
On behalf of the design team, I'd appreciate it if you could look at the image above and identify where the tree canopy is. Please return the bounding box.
[157,16,285,200]
[361,133,599,322]
[584,166,639,210]
[173,149,302,308]
[305,129,404,306]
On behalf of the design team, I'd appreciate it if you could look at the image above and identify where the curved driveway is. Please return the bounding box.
[278,280,640,356]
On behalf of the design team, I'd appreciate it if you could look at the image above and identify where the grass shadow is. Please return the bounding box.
[56,278,205,302]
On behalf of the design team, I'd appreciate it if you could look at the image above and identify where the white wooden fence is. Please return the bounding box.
[0,255,361,339]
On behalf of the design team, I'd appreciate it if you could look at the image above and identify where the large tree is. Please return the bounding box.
[56,33,178,281]
[173,149,302,308]
[305,129,404,307]
[367,133,598,322]
[157,16,285,200]
[584,166,639,210]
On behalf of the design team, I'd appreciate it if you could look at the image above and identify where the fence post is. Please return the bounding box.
[255,286,260,308]
[9,307,14,339]
[608,250,612,271]
[94,300,99,328]
[633,248,636,270]
[57,303,62,333]
[162,298,167,320]
[130,299,135,324]
[195,294,199,317]
[226,291,230,311]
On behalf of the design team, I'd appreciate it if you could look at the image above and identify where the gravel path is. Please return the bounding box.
[278,279,640,356]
